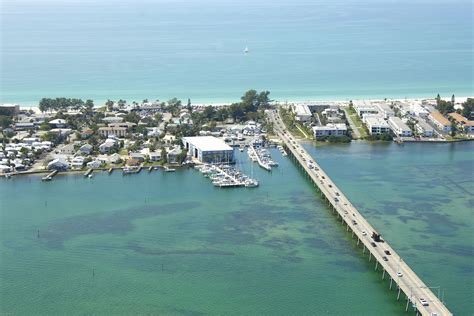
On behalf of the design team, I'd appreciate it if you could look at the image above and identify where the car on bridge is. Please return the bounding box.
[419,298,429,306]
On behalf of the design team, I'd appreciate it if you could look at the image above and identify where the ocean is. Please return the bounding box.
[0,142,472,315]
[1,0,472,105]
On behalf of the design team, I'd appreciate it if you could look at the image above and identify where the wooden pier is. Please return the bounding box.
[41,170,58,181]
[269,109,452,316]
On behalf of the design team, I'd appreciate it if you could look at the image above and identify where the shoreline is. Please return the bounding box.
[13,95,474,114]
[7,95,473,110]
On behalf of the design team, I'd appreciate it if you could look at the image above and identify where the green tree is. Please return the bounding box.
[160,147,167,164]
[461,98,474,119]
[105,99,114,112]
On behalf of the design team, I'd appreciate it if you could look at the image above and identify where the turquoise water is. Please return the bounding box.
[1,0,473,105]
[1,143,473,315]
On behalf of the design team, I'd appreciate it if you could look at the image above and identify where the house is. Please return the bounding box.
[80,129,94,139]
[70,156,85,169]
[99,139,117,154]
[79,144,93,155]
[129,152,146,162]
[49,119,67,128]
[312,124,347,138]
[448,112,474,133]
[108,153,122,164]
[167,146,182,164]
[388,117,412,137]
[47,158,69,171]
[126,158,140,167]
[86,160,102,169]
[428,111,451,132]
[0,165,12,174]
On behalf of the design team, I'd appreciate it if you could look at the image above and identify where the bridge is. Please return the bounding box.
[268,109,452,316]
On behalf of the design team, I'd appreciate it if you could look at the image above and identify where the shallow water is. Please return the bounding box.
[1,143,472,315]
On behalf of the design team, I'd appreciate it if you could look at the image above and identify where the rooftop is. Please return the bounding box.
[182,136,233,151]
[429,111,451,126]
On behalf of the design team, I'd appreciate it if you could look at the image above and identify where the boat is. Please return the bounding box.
[164,166,176,172]
[88,174,93,178]
[244,46,249,54]
[4,173,12,179]
[244,179,259,188]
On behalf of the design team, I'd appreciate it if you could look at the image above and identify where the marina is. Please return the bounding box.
[195,163,258,188]
[247,143,278,172]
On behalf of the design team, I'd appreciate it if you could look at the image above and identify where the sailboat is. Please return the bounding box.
[244,46,249,55]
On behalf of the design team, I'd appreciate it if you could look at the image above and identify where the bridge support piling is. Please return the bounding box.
[375,261,378,271]
[346,224,349,232]
[351,231,354,238]
[382,269,385,280]
[369,252,372,261]
[405,297,410,311]
[357,238,360,246]
[389,277,393,290]
[397,287,401,300]
[363,245,366,254]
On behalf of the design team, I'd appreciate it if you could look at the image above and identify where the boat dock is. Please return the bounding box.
[248,145,274,171]
[269,109,452,316]
[41,170,58,181]
[84,169,93,177]
[195,164,258,188]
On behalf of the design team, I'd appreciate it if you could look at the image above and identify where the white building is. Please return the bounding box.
[353,102,378,118]
[364,116,391,135]
[410,103,430,117]
[47,158,69,171]
[415,120,434,137]
[375,103,395,119]
[293,104,312,122]
[312,124,347,138]
[428,111,451,132]
[182,136,234,163]
[388,117,412,137]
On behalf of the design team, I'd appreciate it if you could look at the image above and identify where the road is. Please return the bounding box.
[268,109,452,316]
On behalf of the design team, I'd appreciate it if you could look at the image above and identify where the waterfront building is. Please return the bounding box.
[388,117,412,137]
[47,158,69,171]
[428,111,451,132]
[182,136,234,163]
[312,124,347,138]
[293,104,312,122]
[71,156,85,169]
[415,119,435,137]
[167,146,182,164]
[364,116,390,135]
[448,112,474,133]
